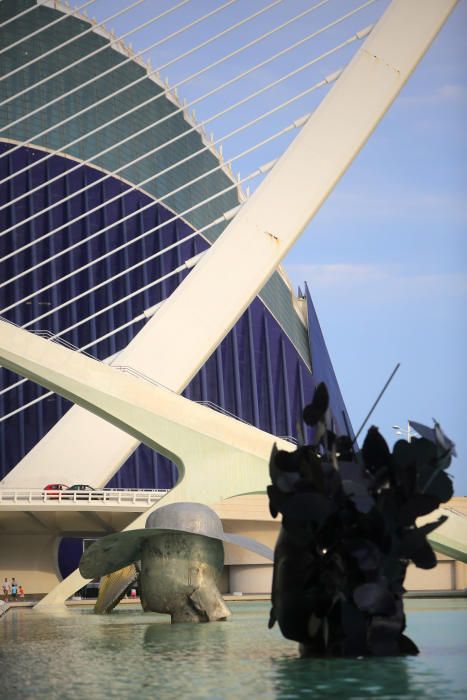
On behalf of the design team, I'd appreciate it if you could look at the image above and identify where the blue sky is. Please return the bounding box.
[89,0,466,493]
[284,1,467,494]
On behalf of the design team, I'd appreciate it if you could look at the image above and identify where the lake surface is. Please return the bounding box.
[1,599,466,699]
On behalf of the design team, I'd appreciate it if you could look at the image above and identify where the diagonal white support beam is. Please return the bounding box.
[134,0,456,392]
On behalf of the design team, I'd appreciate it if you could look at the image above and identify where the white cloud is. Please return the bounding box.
[286,263,467,305]
[317,187,467,227]
[399,83,467,108]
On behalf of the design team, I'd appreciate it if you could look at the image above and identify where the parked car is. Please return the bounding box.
[43,483,69,499]
[65,484,98,499]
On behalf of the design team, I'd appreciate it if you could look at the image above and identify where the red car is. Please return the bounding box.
[43,483,69,499]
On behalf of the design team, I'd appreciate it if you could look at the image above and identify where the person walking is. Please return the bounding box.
[11,580,18,601]
[2,577,11,602]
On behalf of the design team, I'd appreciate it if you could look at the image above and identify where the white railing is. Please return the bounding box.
[0,316,299,442]
[0,488,169,506]
[194,400,297,443]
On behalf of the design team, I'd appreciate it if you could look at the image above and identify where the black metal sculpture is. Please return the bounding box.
[267,382,455,657]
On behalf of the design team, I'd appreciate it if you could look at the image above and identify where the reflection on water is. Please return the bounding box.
[272,655,447,699]
[0,600,466,699]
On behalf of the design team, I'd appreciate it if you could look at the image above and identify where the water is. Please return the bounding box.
[1,599,466,699]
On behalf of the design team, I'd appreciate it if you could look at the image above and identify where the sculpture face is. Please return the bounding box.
[80,502,272,620]
[140,532,230,623]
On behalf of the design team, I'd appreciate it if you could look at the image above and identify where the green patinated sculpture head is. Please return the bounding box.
[80,502,272,622]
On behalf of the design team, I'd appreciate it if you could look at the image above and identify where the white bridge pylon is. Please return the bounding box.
[0,0,459,603]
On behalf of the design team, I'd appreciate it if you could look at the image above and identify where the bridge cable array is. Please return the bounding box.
[0,23,368,280]
[0,0,167,81]
[1,0,382,423]
[0,2,375,254]
[0,0,340,188]
[0,0,96,33]
[0,0,226,116]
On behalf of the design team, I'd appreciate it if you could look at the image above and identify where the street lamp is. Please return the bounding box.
[392,421,415,443]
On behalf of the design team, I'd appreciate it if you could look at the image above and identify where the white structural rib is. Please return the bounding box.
[1,68,347,309]
[0,0,294,237]
[2,0,457,505]
[0,66,341,263]
[0,0,232,158]
[1,0,278,119]
[0,0,154,82]
[0,38,350,251]
[0,0,238,136]
[1,0,99,55]
[0,0,55,30]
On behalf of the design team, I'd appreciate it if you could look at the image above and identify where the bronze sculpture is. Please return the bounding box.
[80,502,273,622]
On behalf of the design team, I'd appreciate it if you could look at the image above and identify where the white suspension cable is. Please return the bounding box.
[0,0,241,158]
[0,0,153,83]
[1,160,273,416]
[0,0,98,55]
[0,145,278,318]
[1,0,230,121]
[0,197,248,413]
[14,106,315,335]
[1,41,346,252]
[0,0,375,235]
[4,175,282,414]
[0,203,241,400]
[0,15,375,413]
[0,0,279,133]
[0,0,339,184]
[24,230,201,331]
[0,28,361,291]
[0,374,37,399]
[35,257,195,346]
[0,265,183,400]
[0,1,51,29]
[1,25,369,286]
[0,7,283,196]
